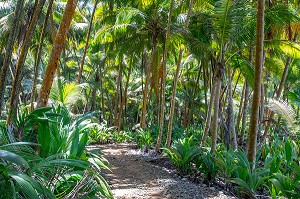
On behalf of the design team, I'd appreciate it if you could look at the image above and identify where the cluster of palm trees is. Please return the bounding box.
[0,0,299,167]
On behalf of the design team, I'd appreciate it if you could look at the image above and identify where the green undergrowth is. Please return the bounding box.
[0,106,113,199]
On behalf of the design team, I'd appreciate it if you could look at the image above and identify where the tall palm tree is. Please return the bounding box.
[38,0,79,108]
[0,0,25,116]
[165,0,194,149]
[155,0,175,152]
[77,0,99,83]
[247,0,265,169]
[7,0,46,125]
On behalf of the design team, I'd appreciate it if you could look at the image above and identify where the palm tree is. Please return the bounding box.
[165,0,195,149]
[247,0,265,169]
[0,0,25,116]
[77,0,99,84]
[38,0,79,108]
[155,0,175,152]
[30,0,54,111]
[7,0,47,125]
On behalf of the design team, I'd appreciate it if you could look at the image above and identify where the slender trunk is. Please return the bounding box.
[7,0,46,125]
[0,0,25,116]
[37,0,79,108]
[90,72,99,111]
[109,95,114,125]
[140,52,149,129]
[109,0,114,11]
[240,45,254,144]
[232,71,241,96]
[235,81,245,137]
[247,0,265,169]
[50,6,57,42]
[114,61,122,126]
[240,81,250,144]
[30,0,54,111]
[166,49,183,148]
[202,80,215,145]
[155,0,175,152]
[227,67,237,150]
[117,56,132,132]
[99,64,105,121]
[77,0,99,83]
[211,66,223,153]
[166,0,195,148]
[258,84,264,138]
[187,63,202,128]
[204,65,208,109]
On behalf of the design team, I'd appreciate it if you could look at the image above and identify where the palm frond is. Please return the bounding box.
[267,99,296,128]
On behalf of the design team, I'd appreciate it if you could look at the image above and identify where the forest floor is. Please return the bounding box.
[95,143,237,199]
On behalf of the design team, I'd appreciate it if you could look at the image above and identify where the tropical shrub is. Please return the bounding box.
[0,106,113,198]
[195,149,218,183]
[164,136,200,174]
[230,149,270,198]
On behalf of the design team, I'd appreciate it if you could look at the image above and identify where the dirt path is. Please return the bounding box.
[95,143,236,199]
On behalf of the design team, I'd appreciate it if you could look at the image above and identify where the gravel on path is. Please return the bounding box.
[91,143,237,199]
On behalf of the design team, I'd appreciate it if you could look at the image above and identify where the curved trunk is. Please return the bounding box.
[30,0,54,111]
[7,0,46,125]
[247,0,265,169]
[0,0,25,116]
[37,0,78,108]
[77,0,99,83]
[155,0,175,152]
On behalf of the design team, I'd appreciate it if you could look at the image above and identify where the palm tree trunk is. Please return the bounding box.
[77,0,99,83]
[202,80,215,145]
[211,65,223,153]
[247,0,265,169]
[37,0,78,108]
[166,49,183,148]
[0,0,25,116]
[99,64,105,121]
[235,81,245,137]
[240,80,250,144]
[90,72,99,111]
[7,0,46,125]
[30,0,54,111]
[117,56,132,132]
[165,0,194,148]
[155,0,175,152]
[114,60,122,126]
[227,67,237,150]
[140,51,149,129]
[202,61,214,145]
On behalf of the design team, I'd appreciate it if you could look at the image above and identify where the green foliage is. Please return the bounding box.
[0,106,113,199]
[136,129,153,151]
[195,149,218,182]
[164,136,200,174]
[89,121,134,144]
[230,149,270,198]
[215,148,236,181]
